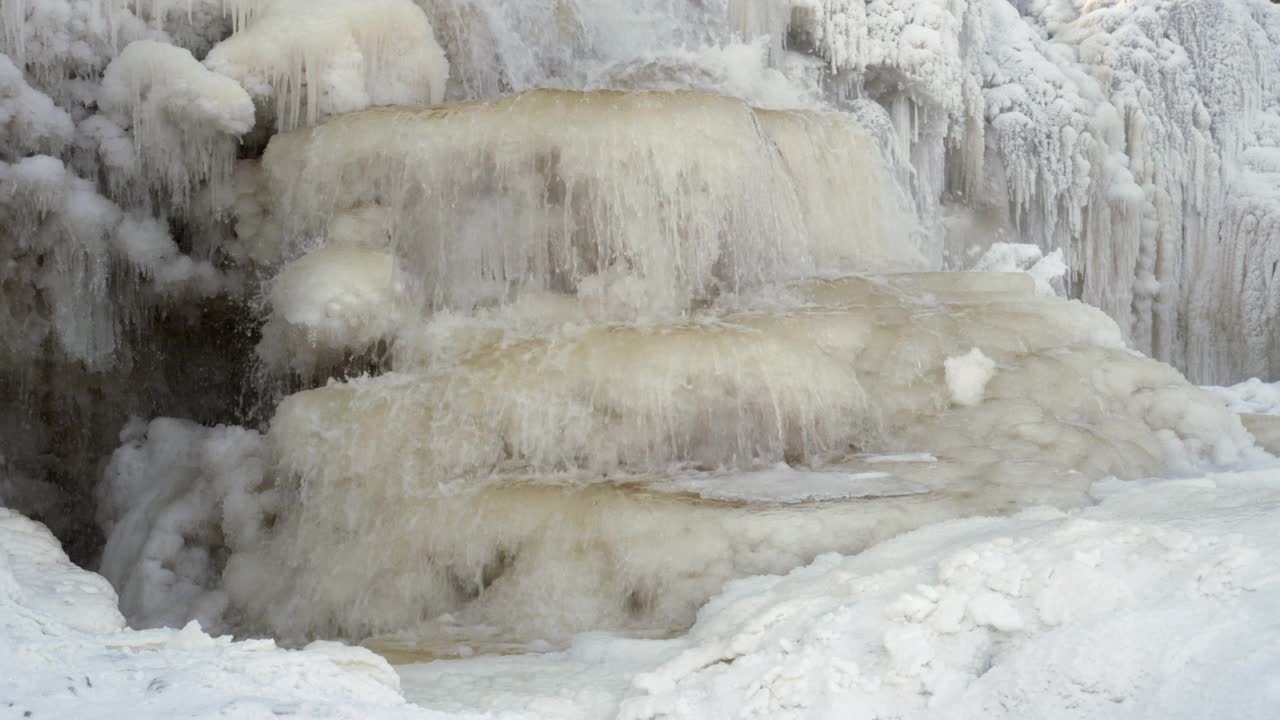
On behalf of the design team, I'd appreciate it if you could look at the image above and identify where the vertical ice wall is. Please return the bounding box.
[718,0,1280,382]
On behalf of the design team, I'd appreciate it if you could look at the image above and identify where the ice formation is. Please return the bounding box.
[944,348,995,407]
[98,39,254,208]
[96,417,269,630]
[119,274,1260,646]
[203,0,449,131]
[0,0,1277,688]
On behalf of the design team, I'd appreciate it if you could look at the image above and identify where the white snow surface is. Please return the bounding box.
[0,506,464,720]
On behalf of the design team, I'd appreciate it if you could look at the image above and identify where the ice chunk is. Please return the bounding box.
[662,467,929,504]
[945,347,996,407]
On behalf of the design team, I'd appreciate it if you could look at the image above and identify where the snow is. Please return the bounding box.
[0,506,461,720]
[944,348,996,407]
[203,0,449,131]
[614,468,1280,719]
[360,468,1280,720]
[98,39,254,209]
[15,465,1280,720]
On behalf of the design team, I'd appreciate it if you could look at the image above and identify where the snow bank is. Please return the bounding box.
[613,469,1280,720]
[204,0,449,131]
[0,507,458,720]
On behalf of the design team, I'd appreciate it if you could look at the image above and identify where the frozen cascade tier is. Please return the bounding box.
[240,89,926,372]
[217,274,1261,649]
[94,89,1265,652]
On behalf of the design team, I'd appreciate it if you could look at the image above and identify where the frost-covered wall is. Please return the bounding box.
[0,0,1276,642]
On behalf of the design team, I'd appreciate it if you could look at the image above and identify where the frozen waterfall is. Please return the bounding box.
[0,0,1278,658]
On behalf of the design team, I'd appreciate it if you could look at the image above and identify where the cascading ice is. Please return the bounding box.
[108,274,1262,647]
[246,89,924,370]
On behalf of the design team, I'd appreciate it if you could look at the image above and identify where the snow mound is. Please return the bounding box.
[0,507,456,720]
[616,470,1280,720]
